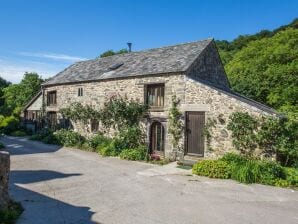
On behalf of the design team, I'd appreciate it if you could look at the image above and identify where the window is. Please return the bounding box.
[78,88,83,97]
[145,84,164,108]
[91,120,99,132]
[47,91,57,106]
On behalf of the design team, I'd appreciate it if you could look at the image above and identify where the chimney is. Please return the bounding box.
[127,42,132,52]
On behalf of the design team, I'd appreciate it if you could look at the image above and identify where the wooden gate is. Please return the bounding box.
[186,112,205,156]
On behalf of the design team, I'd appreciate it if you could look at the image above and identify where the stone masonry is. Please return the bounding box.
[34,39,277,160]
[43,72,275,159]
[0,151,10,210]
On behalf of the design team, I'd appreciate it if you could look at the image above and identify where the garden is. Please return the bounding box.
[29,96,151,162]
[193,112,298,188]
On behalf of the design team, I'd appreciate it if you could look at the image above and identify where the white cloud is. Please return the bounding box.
[0,59,63,83]
[18,52,88,63]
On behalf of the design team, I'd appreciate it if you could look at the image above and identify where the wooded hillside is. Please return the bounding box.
[216,18,297,117]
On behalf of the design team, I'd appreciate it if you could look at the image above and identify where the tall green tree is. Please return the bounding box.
[225,28,298,116]
[1,72,43,115]
[0,76,11,109]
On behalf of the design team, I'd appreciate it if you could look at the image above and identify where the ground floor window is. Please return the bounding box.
[150,121,164,154]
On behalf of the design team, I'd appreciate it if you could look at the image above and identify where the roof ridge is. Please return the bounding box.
[88,38,214,61]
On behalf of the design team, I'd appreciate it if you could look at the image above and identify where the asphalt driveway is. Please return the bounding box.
[2,135,298,224]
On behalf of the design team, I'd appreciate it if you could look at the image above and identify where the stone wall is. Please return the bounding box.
[43,71,274,160]
[184,76,273,158]
[0,151,10,210]
[44,73,186,158]
[186,41,230,91]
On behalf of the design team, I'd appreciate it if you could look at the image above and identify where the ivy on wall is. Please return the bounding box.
[168,96,184,152]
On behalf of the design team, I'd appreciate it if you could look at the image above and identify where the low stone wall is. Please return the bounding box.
[0,151,10,210]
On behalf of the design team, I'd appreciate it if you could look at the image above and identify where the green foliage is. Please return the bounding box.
[227,112,297,166]
[0,201,23,224]
[216,18,297,65]
[220,152,248,164]
[97,139,119,156]
[225,28,298,115]
[203,118,216,151]
[99,49,128,58]
[0,142,4,149]
[9,130,27,137]
[231,160,262,184]
[284,167,298,187]
[119,146,146,161]
[60,102,100,124]
[100,96,148,131]
[88,133,110,149]
[0,116,20,134]
[192,160,232,179]
[227,112,258,157]
[193,154,296,187]
[117,126,145,149]
[54,129,85,147]
[29,129,58,144]
[168,96,183,150]
[274,117,298,166]
[1,73,43,115]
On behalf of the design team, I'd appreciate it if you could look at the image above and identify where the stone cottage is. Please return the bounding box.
[24,39,276,160]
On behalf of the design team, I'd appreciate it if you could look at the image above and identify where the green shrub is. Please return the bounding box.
[88,134,110,149]
[284,167,298,187]
[9,130,27,137]
[192,160,232,179]
[78,142,94,151]
[97,140,119,157]
[231,160,261,184]
[0,116,19,134]
[41,133,59,145]
[29,129,56,143]
[54,129,85,147]
[117,126,144,149]
[119,146,146,161]
[0,201,23,224]
[0,142,5,149]
[259,160,285,185]
[227,112,258,157]
[220,152,248,164]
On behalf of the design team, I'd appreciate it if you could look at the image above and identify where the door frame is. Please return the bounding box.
[148,118,166,158]
[184,111,205,157]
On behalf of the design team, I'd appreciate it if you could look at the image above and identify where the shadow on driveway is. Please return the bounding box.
[10,170,99,224]
[1,135,62,155]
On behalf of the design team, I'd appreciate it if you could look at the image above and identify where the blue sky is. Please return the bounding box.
[0,0,297,83]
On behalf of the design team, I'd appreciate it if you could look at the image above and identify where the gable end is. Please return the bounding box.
[185,40,230,91]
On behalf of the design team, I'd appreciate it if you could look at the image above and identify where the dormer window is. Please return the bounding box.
[78,88,83,97]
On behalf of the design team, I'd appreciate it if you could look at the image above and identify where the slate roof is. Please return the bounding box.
[42,39,213,86]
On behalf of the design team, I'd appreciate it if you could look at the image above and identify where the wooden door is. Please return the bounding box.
[150,122,164,155]
[186,112,205,156]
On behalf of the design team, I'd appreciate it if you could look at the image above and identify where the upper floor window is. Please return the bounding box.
[78,88,83,97]
[47,91,57,106]
[145,84,165,108]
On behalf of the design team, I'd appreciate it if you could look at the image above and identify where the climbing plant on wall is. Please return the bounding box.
[168,96,184,152]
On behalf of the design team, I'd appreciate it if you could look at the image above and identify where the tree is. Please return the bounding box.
[1,72,43,115]
[99,48,128,58]
[225,28,298,115]
[0,76,11,109]
[216,18,297,65]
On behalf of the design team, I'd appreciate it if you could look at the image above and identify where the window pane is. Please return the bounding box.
[146,84,164,108]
